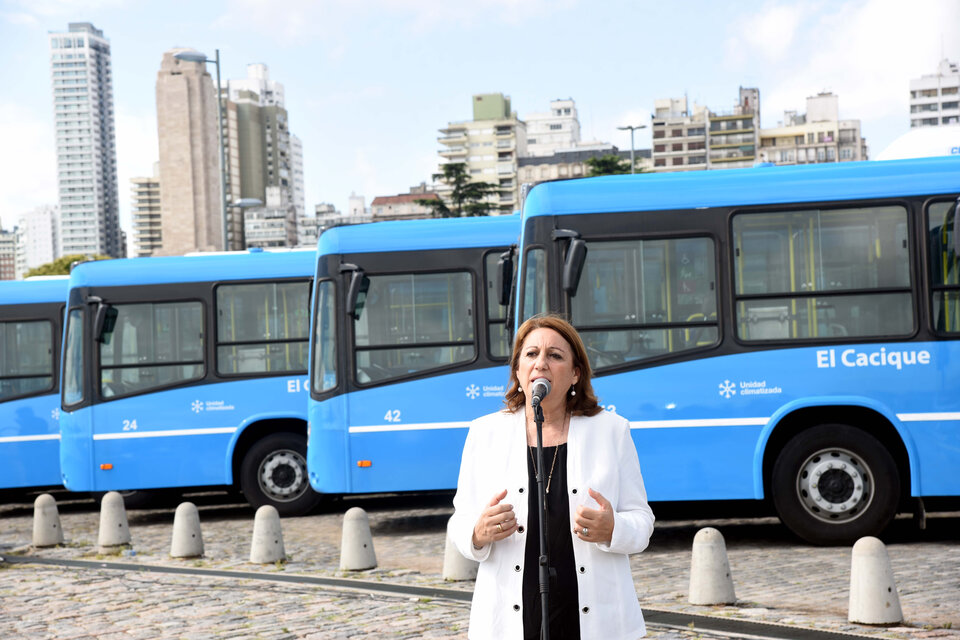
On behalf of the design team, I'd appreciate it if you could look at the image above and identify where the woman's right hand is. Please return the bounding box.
[472,489,516,548]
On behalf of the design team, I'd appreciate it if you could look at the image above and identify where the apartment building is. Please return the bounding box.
[437,93,526,214]
[910,59,960,128]
[650,97,709,172]
[524,98,581,157]
[130,164,162,257]
[759,92,867,164]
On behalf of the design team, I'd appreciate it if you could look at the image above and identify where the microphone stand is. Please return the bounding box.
[532,399,550,640]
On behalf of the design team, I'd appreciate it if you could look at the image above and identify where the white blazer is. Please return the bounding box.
[450,409,655,640]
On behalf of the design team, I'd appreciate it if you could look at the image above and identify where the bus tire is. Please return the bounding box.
[239,433,321,517]
[771,424,899,545]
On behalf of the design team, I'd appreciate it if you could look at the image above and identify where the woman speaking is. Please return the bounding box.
[450,315,655,639]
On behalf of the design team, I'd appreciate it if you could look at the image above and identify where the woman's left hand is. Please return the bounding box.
[574,488,615,544]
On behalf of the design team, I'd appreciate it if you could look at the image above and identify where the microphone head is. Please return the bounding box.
[530,377,551,406]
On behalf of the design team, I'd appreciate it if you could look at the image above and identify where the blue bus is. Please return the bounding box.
[307,215,519,494]
[515,156,960,544]
[1,278,68,497]
[59,249,321,515]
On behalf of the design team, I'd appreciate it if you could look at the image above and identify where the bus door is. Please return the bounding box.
[90,297,209,490]
[340,251,511,493]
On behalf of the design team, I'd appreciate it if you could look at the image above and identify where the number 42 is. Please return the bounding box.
[383,409,401,423]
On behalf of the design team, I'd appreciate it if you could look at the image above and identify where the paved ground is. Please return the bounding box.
[1,493,958,639]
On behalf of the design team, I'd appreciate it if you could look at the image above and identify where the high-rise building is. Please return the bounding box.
[910,59,960,128]
[15,205,59,278]
[130,163,162,257]
[155,48,223,255]
[759,92,868,165]
[48,23,122,257]
[524,98,581,157]
[437,93,526,214]
[290,134,305,216]
[228,65,294,218]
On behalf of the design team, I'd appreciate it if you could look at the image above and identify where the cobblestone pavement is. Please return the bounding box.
[1,493,958,640]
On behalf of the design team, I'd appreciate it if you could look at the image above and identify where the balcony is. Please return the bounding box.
[439,146,467,158]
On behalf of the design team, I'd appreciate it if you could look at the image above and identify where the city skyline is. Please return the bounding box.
[1,0,958,236]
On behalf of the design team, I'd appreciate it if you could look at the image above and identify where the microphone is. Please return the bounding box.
[530,378,551,407]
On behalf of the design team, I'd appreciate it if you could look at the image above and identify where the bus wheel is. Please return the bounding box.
[771,424,899,545]
[240,433,321,517]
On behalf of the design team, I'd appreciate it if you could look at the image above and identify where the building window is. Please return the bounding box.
[654,144,666,152]
[671,129,683,137]
[549,124,563,130]
[672,157,683,166]
[654,158,666,167]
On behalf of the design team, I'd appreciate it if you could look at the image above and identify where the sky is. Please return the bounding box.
[1,0,958,237]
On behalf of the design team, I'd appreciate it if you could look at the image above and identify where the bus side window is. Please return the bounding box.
[928,201,960,333]
[354,271,476,384]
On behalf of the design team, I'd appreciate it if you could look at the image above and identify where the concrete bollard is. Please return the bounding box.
[442,516,478,581]
[170,502,204,558]
[848,536,903,625]
[98,491,131,552]
[32,493,64,547]
[249,505,285,564]
[339,506,377,571]
[688,527,737,605]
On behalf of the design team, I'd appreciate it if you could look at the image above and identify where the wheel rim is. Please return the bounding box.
[257,449,308,503]
[796,447,873,523]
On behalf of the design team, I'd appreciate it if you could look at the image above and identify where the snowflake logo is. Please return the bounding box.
[191,400,204,413]
[718,380,736,399]
[465,384,480,400]
[51,408,60,421]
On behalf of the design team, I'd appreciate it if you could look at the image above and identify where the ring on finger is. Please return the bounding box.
[496,523,503,533]
[581,527,589,537]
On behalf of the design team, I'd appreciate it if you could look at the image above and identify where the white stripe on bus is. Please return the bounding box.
[349,422,472,434]
[629,418,770,429]
[0,434,61,443]
[896,412,960,422]
[93,427,238,440]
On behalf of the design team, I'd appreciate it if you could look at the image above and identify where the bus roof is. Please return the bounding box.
[0,278,69,306]
[67,249,316,289]
[317,214,519,257]
[522,156,960,217]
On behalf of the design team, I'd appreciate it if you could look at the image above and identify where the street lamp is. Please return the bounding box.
[617,124,647,174]
[174,48,228,251]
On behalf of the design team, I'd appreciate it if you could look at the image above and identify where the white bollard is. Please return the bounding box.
[442,516,479,581]
[249,505,285,564]
[848,536,903,625]
[170,502,204,558]
[98,491,131,552]
[688,527,737,605]
[32,493,64,548]
[339,506,377,571]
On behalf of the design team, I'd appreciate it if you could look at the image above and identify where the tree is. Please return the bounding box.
[584,154,634,177]
[24,253,112,278]
[416,163,500,217]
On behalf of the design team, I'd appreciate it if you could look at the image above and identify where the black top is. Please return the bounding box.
[522,444,581,640]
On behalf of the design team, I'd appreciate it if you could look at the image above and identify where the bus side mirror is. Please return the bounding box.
[346,270,369,320]
[563,238,587,297]
[497,249,514,307]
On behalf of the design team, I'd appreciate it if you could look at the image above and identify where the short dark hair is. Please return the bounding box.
[504,315,601,416]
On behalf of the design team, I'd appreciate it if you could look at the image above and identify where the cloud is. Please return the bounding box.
[724,2,806,67]
[0,101,56,230]
[722,0,960,145]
